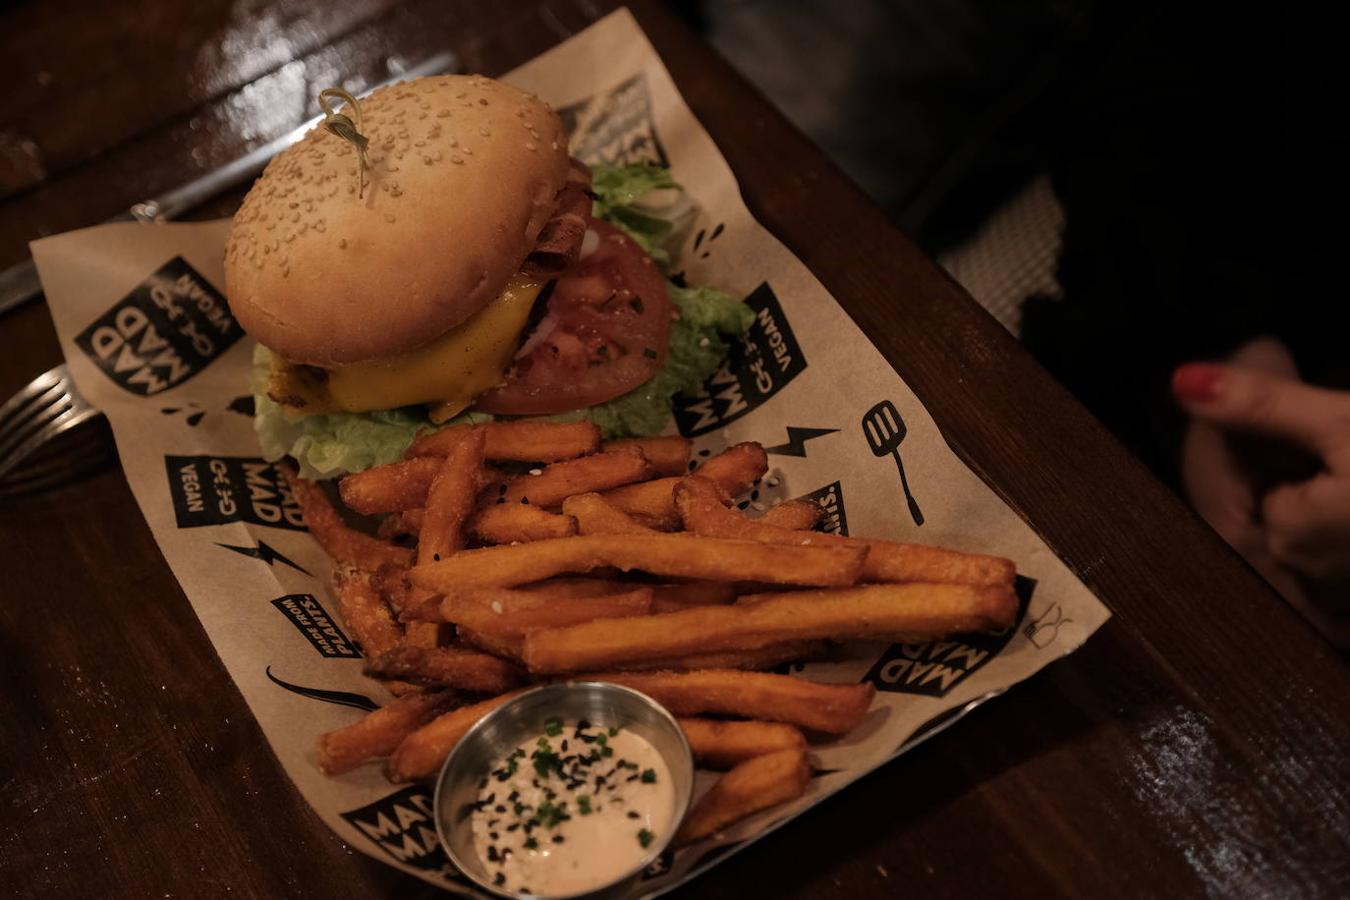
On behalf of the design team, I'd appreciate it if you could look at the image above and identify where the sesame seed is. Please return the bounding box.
[766,476,780,487]
[698,337,710,347]
[452,156,464,164]
[528,469,542,476]
[491,601,503,615]
[525,142,537,151]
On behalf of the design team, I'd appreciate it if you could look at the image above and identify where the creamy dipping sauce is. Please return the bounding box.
[471,718,675,896]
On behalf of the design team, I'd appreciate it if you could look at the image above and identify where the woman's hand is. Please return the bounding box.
[1173,338,1350,646]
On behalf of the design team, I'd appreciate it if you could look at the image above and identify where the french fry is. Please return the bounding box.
[407,421,601,462]
[677,718,807,770]
[500,448,653,508]
[387,690,527,782]
[693,442,769,494]
[649,581,738,612]
[334,572,404,658]
[585,670,874,735]
[603,436,692,476]
[618,641,828,672]
[365,644,524,693]
[388,432,486,650]
[471,504,578,544]
[676,476,1015,586]
[402,621,443,649]
[418,428,485,563]
[437,586,654,638]
[563,492,659,536]
[317,690,460,775]
[410,534,867,592]
[285,466,413,570]
[457,626,525,661]
[339,456,443,515]
[600,477,684,530]
[518,577,642,599]
[601,443,769,528]
[523,582,1017,674]
[377,508,424,540]
[758,499,823,531]
[398,577,639,624]
[368,564,416,616]
[674,748,812,845]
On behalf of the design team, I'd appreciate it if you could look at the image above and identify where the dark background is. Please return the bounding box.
[683,0,1347,485]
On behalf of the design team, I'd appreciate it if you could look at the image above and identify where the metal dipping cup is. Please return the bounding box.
[434,682,695,899]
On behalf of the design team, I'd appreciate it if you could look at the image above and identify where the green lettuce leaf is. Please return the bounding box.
[589,163,679,264]
[251,164,750,477]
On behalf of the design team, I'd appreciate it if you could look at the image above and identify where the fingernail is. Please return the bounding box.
[1172,363,1224,402]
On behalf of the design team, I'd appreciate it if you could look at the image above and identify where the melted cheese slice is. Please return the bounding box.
[269,274,543,416]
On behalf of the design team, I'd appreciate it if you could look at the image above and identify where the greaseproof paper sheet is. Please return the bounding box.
[31,8,1109,895]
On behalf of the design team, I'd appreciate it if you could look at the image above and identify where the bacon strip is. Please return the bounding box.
[525,158,592,274]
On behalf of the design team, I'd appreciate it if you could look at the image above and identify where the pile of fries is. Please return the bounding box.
[288,421,1018,846]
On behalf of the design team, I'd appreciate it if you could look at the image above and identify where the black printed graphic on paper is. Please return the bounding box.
[797,480,848,536]
[271,594,359,658]
[691,221,726,261]
[1024,598,1073,649]
[862,399,924,526]
[863,576,1035,697]
[340,786,460,879]
[165,455,305,530]
[160,402,205,427]
[227,395,256,417]
[557,72,668,167]
[764,426,839,458]
[673,284,807,437]
[74,256,242,396]
[218,539,310,575]
[265,666,378,711]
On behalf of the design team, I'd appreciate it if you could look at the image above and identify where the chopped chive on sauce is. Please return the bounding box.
[473,718,675,895]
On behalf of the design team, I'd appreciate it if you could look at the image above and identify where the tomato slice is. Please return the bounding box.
[475,218,672,415]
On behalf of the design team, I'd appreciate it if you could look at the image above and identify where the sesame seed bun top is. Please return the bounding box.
[223,74,570,367]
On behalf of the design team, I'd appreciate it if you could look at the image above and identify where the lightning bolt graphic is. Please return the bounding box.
[216,539,311,575]
[763,426,840,458]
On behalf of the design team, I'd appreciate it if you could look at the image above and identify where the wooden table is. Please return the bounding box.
[2,2,1347,897]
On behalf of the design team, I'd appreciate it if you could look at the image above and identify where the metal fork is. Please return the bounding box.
[0,365,104,484]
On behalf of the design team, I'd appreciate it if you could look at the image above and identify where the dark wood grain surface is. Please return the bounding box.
[1,2,1347,898]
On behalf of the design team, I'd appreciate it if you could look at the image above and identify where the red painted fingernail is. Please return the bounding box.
[1172,363,1224,402]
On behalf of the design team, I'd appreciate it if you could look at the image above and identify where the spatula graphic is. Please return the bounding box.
[862,400,924,526]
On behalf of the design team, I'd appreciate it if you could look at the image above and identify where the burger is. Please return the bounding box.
[224,75,751,478]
